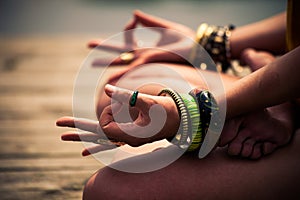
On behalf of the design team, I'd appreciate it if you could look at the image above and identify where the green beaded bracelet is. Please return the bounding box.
[180,93,202,152]
[158,88,203,151]
[158,88,219,154]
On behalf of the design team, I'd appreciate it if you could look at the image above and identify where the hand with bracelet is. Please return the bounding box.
[57,84,220,157]
[89,10,287,79]
[57,84,180,156]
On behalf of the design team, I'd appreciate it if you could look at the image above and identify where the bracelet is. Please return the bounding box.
[158,88,220,153]
[190,23,235,72]
[189,23,208,66]
[180,93,202,152]
[158,88,191,149]
[190,89,220,134]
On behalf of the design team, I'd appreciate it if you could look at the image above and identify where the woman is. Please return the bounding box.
[57,3,300,199]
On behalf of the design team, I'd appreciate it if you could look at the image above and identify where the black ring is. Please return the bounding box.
[129,91,139,107]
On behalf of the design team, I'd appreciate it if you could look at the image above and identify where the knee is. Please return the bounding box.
[82,171,98,200]
[82,167,136,200]
[83,167,116,200]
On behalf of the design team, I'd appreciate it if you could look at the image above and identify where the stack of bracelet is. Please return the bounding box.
[189,23,235,72]
[158,88,219,152]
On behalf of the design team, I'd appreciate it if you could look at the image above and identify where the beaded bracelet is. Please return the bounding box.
[180,93,202,152]
[190,23,235,72]
[189,89,220,137]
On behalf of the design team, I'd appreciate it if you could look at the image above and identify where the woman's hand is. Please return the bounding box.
[88,10,196,82]
[56,84,180,156]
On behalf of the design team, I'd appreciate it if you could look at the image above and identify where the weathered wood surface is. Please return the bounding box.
[0,36,103,200]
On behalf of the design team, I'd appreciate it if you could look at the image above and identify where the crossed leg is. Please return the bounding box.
[83,130,300,200]
[83,63,297,199]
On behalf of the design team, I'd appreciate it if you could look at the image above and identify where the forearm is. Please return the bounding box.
[225,46,300,118]
[230,12,287,58]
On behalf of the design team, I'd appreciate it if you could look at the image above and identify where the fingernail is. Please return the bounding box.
[61,135,66,140]
[105,84,116,95]
[82,149,91,156]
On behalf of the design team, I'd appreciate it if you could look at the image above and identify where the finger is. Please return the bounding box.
[124,15,138,31]
[124,18,138,47]
[92,57,128,67]
[133,10,171,29]
[107,65,136,83]
[88,39,129,52]
[104,84,149,109]
[56,116,75,127]
[106,58,148,83]
[61,131,102,142]
[82,144,117,156]
[99,98,152,146]
[56,116,101,134]
[99,105,134,145]
[100,121,148,147]
[123,10,175,48]
[92,51,137,67]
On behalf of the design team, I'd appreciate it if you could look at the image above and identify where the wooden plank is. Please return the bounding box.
[0,157,100,171]
[0,35,109,199]
[0,170,91,200]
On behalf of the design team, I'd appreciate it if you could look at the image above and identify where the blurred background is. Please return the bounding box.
[0,0,286,199]
[0,0,286,36]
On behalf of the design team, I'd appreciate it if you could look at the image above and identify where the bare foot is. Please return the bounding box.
[219,48,293,159]
[240,48,275,71]
[219,103,294,159]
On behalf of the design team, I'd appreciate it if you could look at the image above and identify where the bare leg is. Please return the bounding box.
[83,63,298,199]
[83,130,300,200]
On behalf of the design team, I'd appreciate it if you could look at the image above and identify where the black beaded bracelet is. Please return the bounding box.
[190,89,220,135]
[190,23,235,72]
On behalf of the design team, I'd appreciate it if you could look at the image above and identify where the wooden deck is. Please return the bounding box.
[0,36,102,200]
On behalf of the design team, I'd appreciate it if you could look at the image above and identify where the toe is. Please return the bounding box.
[228,141,242,156]
[227,129,250,156]
[241,138,255,157]
[262,142,276,156]
[219,117,242,147]
[250,143,262,160]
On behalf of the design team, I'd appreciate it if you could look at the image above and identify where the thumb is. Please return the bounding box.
[104,84,131,103]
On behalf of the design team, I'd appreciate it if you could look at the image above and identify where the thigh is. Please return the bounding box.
[84,130,300,200]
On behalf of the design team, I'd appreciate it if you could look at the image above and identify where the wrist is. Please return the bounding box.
[189,23,235,72]
[156,95,180,139]
[158,88,221,154]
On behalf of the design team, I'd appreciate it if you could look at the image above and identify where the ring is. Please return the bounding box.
[129,91,139,107]
[120,52,135,64]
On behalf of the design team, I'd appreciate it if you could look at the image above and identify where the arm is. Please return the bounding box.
[225,46,300,118]
[231,12,287,58]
